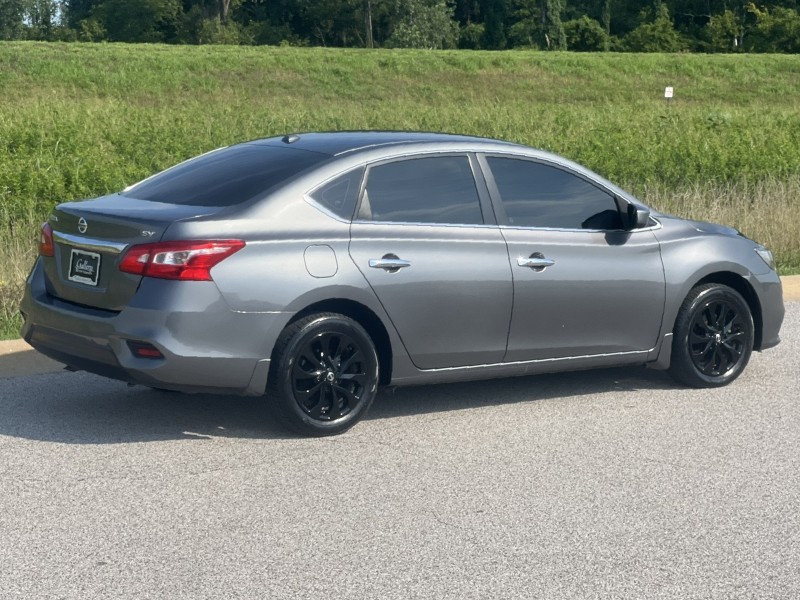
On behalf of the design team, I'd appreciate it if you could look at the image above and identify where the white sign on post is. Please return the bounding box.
[664,86,674,99]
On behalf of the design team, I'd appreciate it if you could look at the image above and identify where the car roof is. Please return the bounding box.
[246,131,526,157]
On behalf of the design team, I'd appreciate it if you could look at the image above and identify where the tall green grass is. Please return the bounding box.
[638,177,800,275]
[1,43,799,338]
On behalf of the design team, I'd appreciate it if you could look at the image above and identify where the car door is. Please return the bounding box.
[348,153,513,369]
[480,154,666,362]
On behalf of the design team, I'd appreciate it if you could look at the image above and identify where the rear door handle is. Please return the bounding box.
[369,254,411,272]
[517,253,555,270]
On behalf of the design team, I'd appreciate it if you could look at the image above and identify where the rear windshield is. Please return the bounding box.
[122,144,328,206]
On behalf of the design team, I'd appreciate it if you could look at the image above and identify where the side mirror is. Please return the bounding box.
[626,203,651,230]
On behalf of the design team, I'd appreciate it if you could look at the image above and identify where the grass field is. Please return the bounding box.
[1,42,799,338]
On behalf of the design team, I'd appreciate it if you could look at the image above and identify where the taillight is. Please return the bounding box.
[119,240,245,281]
[39,222,55,257]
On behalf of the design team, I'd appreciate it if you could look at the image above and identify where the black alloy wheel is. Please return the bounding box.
[688,298,748,377]
[292,331,368,421]
[668,283,754,388]
[268,313,379,436]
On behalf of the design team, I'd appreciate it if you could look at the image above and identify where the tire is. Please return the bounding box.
[267,312,379,436]
[668,283,754,388]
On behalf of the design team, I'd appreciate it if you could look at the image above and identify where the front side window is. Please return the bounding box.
[360,156,483,225]
[487,157,621,230]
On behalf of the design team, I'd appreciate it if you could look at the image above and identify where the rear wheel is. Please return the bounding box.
[267,313,379,436]
[668,283,754,388]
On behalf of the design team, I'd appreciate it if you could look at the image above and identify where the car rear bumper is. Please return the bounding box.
[20,259,291,395]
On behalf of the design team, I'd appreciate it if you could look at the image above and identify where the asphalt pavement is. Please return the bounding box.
[1,302,798,599]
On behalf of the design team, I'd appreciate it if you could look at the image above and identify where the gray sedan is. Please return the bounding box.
[20,132,784,435]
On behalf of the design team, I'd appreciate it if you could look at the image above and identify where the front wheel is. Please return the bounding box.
[267,313,379,436]
[668,283,754,388]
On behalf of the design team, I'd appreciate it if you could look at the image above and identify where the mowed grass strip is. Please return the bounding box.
[1,42,799,338]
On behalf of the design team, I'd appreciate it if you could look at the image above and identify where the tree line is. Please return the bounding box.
[2,1,799,52]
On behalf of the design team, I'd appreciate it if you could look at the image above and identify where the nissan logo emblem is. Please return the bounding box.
[78,217,88,234]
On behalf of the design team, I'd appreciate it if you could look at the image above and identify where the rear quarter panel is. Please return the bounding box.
[162,189,413,374]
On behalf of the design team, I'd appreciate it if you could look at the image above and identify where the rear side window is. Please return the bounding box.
[308,167,364,220]
[360,156,483,225]
[487,157,621,230]
[123,145,328,207]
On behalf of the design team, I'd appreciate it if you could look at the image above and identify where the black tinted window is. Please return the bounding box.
[123,145,327,206]
[488,157,621,230]
[308,167,364,220]
[361,156,483,225]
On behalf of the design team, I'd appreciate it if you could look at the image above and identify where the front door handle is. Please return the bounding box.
[517,253,555,271]
[369,254,411,272]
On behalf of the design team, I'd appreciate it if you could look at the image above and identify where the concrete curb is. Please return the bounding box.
[0,339,63,378]
[783,275,800,303]
[2,276,799,379]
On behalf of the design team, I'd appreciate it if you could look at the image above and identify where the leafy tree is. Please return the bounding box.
[92,0,183,42]
[0,0,26,39]
[234,0,310,45]
[624,4,687,52]
[507,0,537,47]
[459,21,484,47]
[746,6,800,52]
[7,0,800,53]
[506,0,565,49]
[23,0,60,38]
[77,17,106,41]
[481,0,507,48]
[601,0,611,37]
[301,0,364,46]
[602,0,644,37]
[564,15,608,51]
[65,0,101,28]
[452,0,480,26]
[540,0,566,49]
[218,0,234,21]
[196,17,243,43]
[705,9,744,52]
[386,0,459,49]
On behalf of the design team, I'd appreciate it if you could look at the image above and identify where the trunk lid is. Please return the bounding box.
[44,194,224,311]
